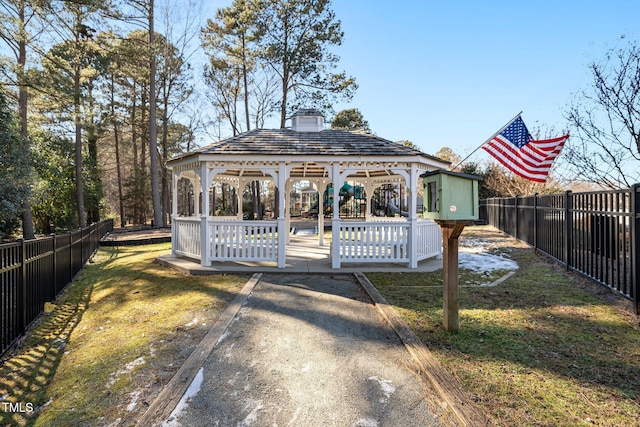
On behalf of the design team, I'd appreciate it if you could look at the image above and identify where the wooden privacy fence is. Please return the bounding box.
[479,185,640,314]
[0,219,114,357]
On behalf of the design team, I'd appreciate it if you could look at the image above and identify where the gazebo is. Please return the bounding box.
[168,109,449,269]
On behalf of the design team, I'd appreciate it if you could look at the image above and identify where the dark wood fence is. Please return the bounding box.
[1,220,114,357]
[480,185,640,314]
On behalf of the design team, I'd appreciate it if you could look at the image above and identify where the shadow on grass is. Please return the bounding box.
[0,266,94,426]
[0,243,250,426]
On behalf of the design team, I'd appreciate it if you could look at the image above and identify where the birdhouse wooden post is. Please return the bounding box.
[422,170,482,332]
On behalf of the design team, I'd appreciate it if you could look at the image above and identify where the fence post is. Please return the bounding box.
[51,233,57,294]
[632,183,640,315]
[68,231,73,280]
[514,195,519,241]
[81,226,85,264]
[533,193,538,251]
[565,190,573,270]
[18,238,27,335]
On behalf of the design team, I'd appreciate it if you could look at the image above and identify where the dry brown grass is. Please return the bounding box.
[367,225,640,427]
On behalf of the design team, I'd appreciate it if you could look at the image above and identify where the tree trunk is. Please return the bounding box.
[242,34,250,132]
[74,62,87,228]
[112,75,125,227]
[149,0,163,228]
[161,93,169,226]
[131,80,139,224]
[115,123,125,228]
[18,2,34,239]
[279,66,289,128]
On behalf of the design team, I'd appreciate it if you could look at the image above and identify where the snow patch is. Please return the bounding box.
[458,252,518,273]
[238,400,264,426]
[353,418,379,427]
[107,356,146,387]
[184,318,199,327]
[368,376,396,403]
[126,390,141,412]
[459,237,519,273]
[163,367,205,427]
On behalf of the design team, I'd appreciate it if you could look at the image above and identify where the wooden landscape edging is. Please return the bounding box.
[354,272,492,427]
[137,273,262,426]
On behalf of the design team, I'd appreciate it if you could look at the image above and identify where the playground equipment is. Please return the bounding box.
[302,182,408,218]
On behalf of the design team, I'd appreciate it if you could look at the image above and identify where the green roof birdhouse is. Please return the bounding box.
[422,170,481,221]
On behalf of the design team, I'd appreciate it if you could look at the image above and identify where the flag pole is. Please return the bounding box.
[451,111,523,170]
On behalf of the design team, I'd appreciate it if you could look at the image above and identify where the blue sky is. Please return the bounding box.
[190,0,639,167]
[323,0,639,160]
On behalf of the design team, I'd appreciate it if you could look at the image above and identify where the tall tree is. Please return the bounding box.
[0,89,31,239]
[42,0,108,228]
[122,0,162,227]
[256,0,357,128]
[157,1,198,224]
[147,0,162,227]
[0,0,45,238]
[564,38,640,189]
[434,147,461,168]
[201,0,277,136]
[202,0,260,133]
[331,108,370,132]
[114,29,151,225]
[30,131,78,233]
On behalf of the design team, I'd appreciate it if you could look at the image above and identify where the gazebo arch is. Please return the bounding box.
[168,109,449,269]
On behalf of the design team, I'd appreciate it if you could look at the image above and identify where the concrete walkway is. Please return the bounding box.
[138,273,490,427]
[161,273,444,426]
[158,235,443,274]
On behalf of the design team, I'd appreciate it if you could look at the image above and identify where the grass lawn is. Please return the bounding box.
[367,226,640,427]
[0,243,249,427]
[1,227,639,426]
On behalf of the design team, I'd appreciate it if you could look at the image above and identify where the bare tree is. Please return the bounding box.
[564,38,640,189]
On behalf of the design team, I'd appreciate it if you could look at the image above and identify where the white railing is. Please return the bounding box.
[339,221,410,263]
[207,220,278,262]
[174,217,441,268]
[174,217,201,259]
[368,215,407,222]
[416,219,442,261]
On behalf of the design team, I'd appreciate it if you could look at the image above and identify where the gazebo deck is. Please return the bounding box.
[158,234,443,274]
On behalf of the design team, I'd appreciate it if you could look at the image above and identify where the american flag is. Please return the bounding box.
[482,116,569,182]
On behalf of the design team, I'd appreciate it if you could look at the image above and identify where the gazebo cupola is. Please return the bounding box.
[291,108,325,132]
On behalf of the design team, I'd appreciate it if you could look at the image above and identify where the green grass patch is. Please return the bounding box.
[0,243,249,426]
[367,226,640,427]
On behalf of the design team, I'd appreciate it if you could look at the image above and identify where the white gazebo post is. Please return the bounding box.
[285,179,292,244]
[317,180,325,246]
[408,165,420,268]
[331,162,342,269]
[277,162,287,268]
[171,170,178,257]
[234,180,241,219]
[237,178,247,219]
[193,176,201,217]
[199,163,210,267]
[364,181,375,221]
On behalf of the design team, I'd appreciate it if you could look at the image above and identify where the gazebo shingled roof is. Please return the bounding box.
[169,128,449,179]
[172,128,445,160]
